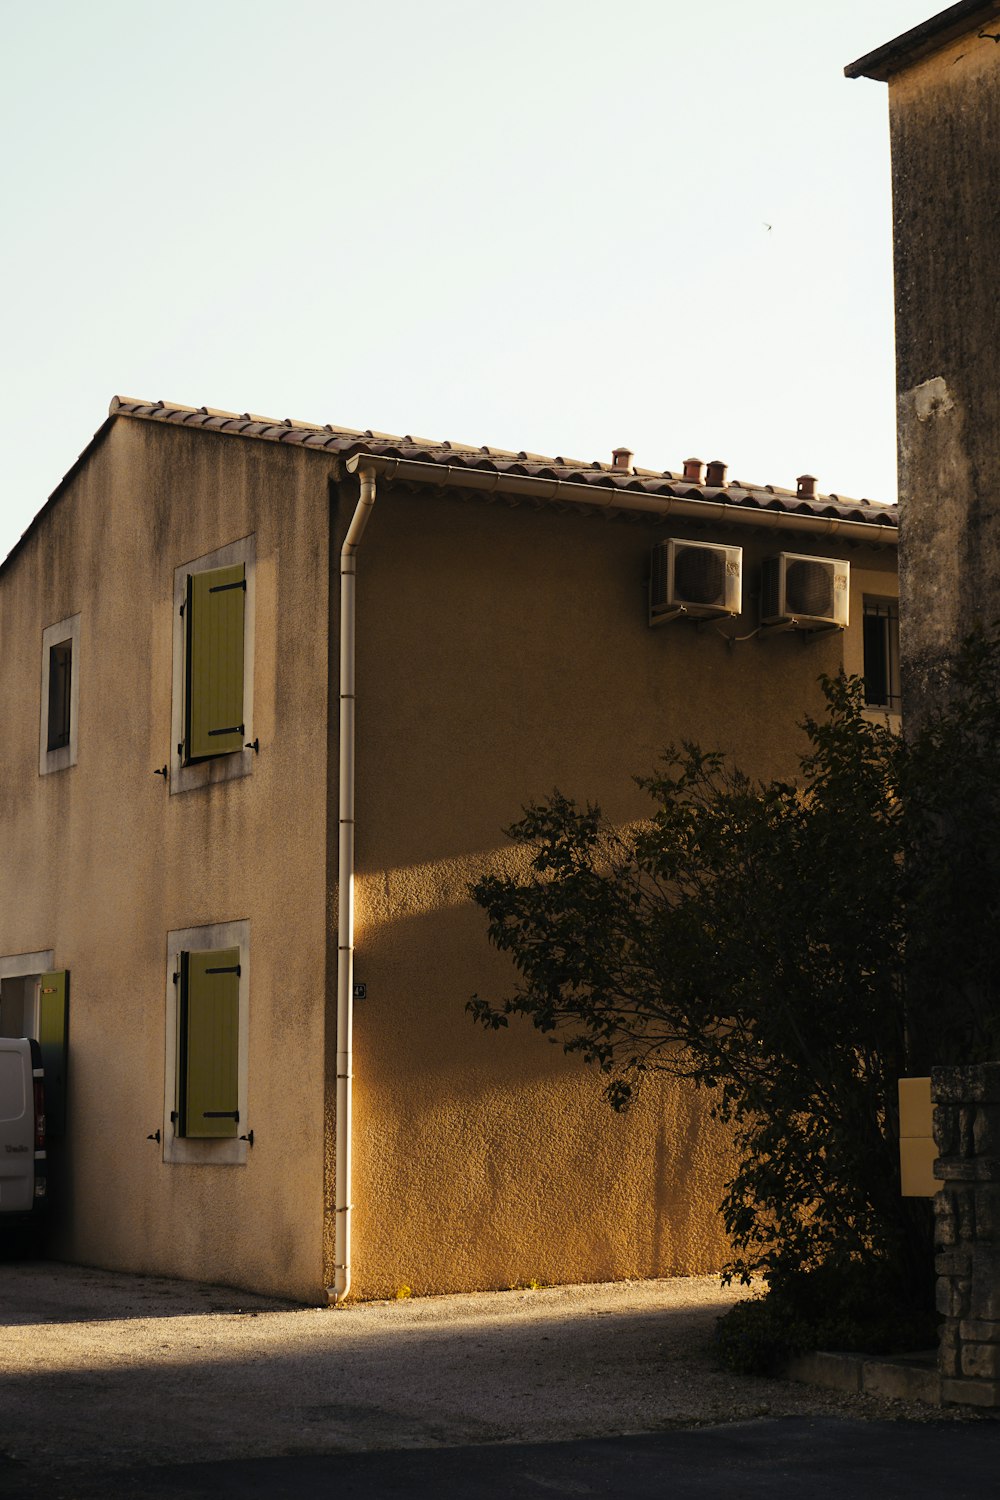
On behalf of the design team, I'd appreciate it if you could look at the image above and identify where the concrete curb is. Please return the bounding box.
[784,1351,946,1406]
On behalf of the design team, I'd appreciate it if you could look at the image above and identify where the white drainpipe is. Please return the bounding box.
[329,462,377,1306]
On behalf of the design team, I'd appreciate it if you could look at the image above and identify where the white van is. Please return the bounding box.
[0,1037,46,1232]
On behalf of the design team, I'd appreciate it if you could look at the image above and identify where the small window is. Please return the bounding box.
[39,614,80,775]
[863,597,901,712]
[163,921,250,1165]
[47,641,72,750]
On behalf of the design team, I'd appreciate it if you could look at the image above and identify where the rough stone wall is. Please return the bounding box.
[887,34,1000,728]
[933,1063,1000,1406]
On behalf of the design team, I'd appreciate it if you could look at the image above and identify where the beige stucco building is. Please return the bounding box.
[0,397,898,1302]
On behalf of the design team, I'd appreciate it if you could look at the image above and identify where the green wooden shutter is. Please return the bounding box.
[185,563,245,760]
[178,949,240,1139]
[39,970,69,1137]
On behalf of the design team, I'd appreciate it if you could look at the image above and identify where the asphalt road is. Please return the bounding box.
[1,1261,998,1499]
[5,1419,1000,1500]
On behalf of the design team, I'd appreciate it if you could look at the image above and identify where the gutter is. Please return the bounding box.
[346,452,896,546]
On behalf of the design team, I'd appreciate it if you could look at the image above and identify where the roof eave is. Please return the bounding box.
[845,0,1000,80]
[346,453,898,548]
[1,396,896,582]
[0,416,116,582]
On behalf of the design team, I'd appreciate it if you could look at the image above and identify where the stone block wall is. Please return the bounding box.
[933,1063,1000,1407]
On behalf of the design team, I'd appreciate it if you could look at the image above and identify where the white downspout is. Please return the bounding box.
[330,462,377,1305]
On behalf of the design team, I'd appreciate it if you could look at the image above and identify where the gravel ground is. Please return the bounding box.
[0,1261,992,1482]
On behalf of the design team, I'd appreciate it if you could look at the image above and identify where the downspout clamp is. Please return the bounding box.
[329,462,377,1305]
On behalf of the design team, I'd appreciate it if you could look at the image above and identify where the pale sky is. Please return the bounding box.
[1,1,926,563]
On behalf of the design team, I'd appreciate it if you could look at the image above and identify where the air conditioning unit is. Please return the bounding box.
[649,540,742,625]
[760,553,850,631]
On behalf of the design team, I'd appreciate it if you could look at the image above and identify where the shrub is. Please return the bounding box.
[717,1263,939,1375]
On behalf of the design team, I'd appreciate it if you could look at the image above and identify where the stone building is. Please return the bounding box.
[0,396,897,1301]
[848,1,1000,1405]
[847,0,1000,725]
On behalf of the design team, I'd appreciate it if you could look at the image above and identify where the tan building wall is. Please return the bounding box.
[329,477,899,1297]
[0,407,897,1302]
[0,418,334,1301]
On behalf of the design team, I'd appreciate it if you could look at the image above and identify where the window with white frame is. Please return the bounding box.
[39,614,80,775]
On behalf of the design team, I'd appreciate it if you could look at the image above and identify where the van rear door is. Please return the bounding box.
[0,1039,35,1212]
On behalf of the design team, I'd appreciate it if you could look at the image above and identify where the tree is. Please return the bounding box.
[468,632,1000,1332]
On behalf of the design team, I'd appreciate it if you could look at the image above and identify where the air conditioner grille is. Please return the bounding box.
[785,560,834,618]
[649,539,742,624]
[761,561,781,623]
[651,545,668,609]
[760,552,849,630]
[673,545,726,606]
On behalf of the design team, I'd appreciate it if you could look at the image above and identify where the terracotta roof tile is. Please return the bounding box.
[107,396,897,532]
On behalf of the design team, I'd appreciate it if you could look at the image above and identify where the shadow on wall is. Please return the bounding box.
[342,867,736,1297]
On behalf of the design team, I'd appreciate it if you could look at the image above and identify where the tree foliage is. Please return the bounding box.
[902,629,1000,1068]
[468,631,1000,1301]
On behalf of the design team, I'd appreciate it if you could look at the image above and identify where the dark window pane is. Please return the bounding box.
[47,640,72,751]
[863,613,888,705]
[863,599,900,711]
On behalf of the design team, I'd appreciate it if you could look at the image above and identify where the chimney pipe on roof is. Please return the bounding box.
[705,459,727,487]
[683,457,704,483]
[612,447,634,472]
[796,474,817,500]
